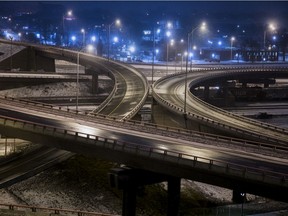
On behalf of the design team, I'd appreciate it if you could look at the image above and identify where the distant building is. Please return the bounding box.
[241,50,279,62]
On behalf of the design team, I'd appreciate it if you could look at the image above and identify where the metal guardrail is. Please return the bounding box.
[1,96,288,158]
[33,46,149,121]
[0,115,287,188]
[108,61,149,121]
[152,66,288,145]
[187,68,288,133]
[0,203,119,216]
[90,63,117,114]
[153,87,288,146]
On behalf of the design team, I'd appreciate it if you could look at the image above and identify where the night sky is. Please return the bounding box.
[1,1,288,23]
[1,1,288,40]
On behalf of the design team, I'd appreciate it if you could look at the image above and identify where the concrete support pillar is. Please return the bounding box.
[85,68,98,94]
[204,85,210,100]
[109,167,181,216]
[27,46,37,71]
[222,82,229,106]
[92,74,99,94]
[167,177,181,216]
[122,184,137,216]
[31,47,55,72]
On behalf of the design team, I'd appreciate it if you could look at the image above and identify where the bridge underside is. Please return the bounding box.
[0,123,287,203]
[0,47,56,72]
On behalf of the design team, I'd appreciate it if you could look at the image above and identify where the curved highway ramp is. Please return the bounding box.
[152,67,288,146]
[0,41,288,215]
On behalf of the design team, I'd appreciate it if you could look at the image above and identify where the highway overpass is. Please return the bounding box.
[0,40,288,215]
[152,67,288,145]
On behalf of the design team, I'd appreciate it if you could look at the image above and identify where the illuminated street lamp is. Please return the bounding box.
[87,44,95,54]
[165,22,173,74]
[152,25,160,85]
[81,28,85,47]
[75,29,85,112]
[189,22,206,70]
[184,22,206,114]
[230,36,235,60]
[264,23,276,50]
[76,51,80,111]
[9,36,13,71]
[129,45,136,53]
[166,30,172,74]
[62,10,73,46]
[108,19,121,61]
[91,36,96,43]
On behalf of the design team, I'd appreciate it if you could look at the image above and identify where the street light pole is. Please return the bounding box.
[81,28,85,48]
[166,22,172,75]
[181,52,187,73]
[9,36,13,71]
[76,51,80,111]
[62,10,72,46]
[184,22,206,114]
[230,36,235,61]
[152,27,156,85]
[166,31,171,75]
[263,24,276,50]
[184,32,190,114]
[108,19,120,61]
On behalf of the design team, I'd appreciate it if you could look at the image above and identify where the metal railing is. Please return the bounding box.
[34,46,149,121]
[0,115,287,188]
[1,95,288,159]
[152,66,288,145]
[0,203,119,216]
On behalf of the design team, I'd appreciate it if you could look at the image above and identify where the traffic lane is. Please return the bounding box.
[96,71,127,116]
[0,146,72,186]
[1,108,287,175]
[95,61,146,118]
[103,66,146,118]
[154,71,288,144]
[109,81,145,118]
[0,108,62,128]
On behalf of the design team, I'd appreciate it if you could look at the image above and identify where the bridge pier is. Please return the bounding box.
[108,167,181,216]
[91,74,99,94]
[167,177,181,216]
[122,183,137,216]
[85,68,99,94]
[222,82,229,107]
[204,85,210,101]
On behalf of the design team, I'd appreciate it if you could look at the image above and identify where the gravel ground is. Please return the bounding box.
[0,158,287,216]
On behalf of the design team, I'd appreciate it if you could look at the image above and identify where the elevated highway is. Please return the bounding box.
[0,40,288,214]
[152,67,288,145]
[0,96,287,202]
[0,39,149,120]
[29,45,149,120]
